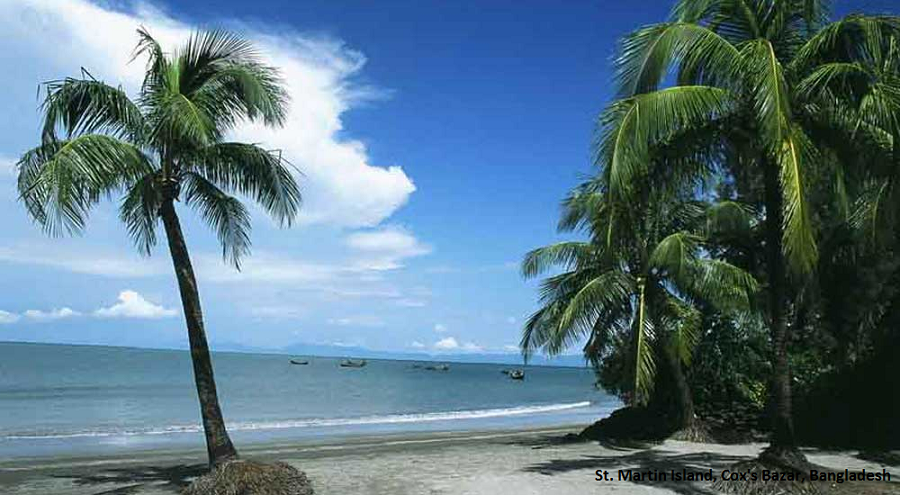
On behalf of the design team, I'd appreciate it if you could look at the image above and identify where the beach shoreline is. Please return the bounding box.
[2,425,897,494]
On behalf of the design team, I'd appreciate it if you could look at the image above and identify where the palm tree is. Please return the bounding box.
[600,0,900,463]
[17,28,301,467]
[522,179,756,432]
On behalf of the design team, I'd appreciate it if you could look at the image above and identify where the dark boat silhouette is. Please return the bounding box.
[340,359,367,368]
[424,364,450,371]
[290,359,309,365]
[509,369,525,380]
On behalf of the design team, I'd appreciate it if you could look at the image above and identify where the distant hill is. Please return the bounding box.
[223,341,587,367]
[0,339,588,368]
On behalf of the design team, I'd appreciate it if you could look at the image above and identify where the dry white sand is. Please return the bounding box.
[0,427,897,494]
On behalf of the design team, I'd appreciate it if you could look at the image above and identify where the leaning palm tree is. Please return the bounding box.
[522,179,756,433]
[600,0,900,465]
[17,28,300,467]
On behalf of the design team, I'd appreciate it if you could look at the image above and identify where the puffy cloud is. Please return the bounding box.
[23,307,80,321]
[94,290,178,319]
[433,336,482,352]
[1,0,415,228]
[0,310,19,324]
[346,225,432,270]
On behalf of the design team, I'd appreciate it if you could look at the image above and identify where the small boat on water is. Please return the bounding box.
[424,364,450,371]
[508,369,525,380]
[289,359,309,365]
[340,359,367,368]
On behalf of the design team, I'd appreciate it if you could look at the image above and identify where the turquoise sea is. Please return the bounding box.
[0,342,617,459]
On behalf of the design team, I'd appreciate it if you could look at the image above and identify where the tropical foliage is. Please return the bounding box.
[524,0,900,460]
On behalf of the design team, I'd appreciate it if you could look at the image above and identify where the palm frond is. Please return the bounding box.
[189,143,301,226]
[615,22,739,97]
[521,241,597,279]
[182,173,252,268]
[40,75,144,142]
[17,135,152,236]
[119,174,162,255]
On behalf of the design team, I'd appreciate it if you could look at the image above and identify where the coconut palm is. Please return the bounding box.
[600,0,900,462]
[522,179,756,432]
[17,28,300,467]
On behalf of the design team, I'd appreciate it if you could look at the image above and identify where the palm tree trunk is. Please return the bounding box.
[762,158,801,461]
[665,343,695,431]
[159,199,238,467]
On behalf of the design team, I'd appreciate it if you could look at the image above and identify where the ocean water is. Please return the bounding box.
[0,342,618,459]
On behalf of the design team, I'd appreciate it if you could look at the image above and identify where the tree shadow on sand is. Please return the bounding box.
[51,463,206,494]
[522,443,749,495]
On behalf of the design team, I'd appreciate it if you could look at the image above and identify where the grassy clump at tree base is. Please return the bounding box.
[183,460,313,495]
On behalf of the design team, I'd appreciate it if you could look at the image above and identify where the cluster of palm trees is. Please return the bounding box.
[17,29,300,466]
[523,0,900,466]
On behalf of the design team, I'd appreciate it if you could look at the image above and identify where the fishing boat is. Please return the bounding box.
[509,369,525,380]
[340,359,367,368]
[289,359,309,365]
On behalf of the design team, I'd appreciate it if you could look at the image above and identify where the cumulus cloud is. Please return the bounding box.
[1,0,415,228]
[346,225,432,270]
[94,290,178,319]
[23,307,80,321]
[0,310,19,324]
[433,336,482,352]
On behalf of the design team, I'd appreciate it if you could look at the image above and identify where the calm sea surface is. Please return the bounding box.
[0,342,617,459]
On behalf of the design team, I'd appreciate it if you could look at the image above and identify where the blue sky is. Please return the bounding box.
[0,0,895,355]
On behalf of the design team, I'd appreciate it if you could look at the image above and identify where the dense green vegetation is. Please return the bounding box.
[16,29,300,467]
[522,0,900,467]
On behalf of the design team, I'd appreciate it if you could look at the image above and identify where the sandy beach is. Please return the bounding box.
[1,426,897,494]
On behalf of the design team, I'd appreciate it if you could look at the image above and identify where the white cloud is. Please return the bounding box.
[433,337,459,350]
[432,336,483,352]
[0,310,19,324]
[0,156,16,176]
[94,290,178,319]
[345,225,432,270]
[461,342,483,352]
[410,341,425,349]
[434,323,447,333]
[1,0,414,227]
[23,307,80,321]
[503,345,520,353]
